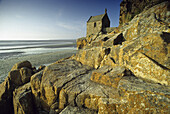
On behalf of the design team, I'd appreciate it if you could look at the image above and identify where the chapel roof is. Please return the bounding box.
[87,14,106,22]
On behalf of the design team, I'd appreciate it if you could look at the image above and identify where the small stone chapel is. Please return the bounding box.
[86,9,110,37]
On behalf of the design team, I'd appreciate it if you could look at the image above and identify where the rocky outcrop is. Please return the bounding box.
[77,37,87,49]
[119,0,168,25]
[30,59,93,113]
[75,1,170,85]
[0,61,34,114]
[1,58,169,113]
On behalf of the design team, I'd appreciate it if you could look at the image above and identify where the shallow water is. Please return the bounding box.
[0,40,76,59]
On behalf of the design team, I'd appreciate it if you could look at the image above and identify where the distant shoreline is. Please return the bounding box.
[0,42,76,51]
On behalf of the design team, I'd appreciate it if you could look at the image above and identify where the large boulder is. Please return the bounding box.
[9,67,33,87]
[13,83,35,114]
[0,61,33,114]
[11,60,32,71]
[31,59,93,112]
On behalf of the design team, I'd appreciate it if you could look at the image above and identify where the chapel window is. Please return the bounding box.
[94,22,96,27]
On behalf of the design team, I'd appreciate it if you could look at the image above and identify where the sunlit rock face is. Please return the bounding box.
[0,61,34,114]
[72,1,169,113]
[75,1,170,86]
[119,0,168,25]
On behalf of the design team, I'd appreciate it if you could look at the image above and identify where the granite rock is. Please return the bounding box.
[91,65,126,88]
[60,106,97,114]
[13,83,35,114]
[0,61,34,114]
[119,0,168,25]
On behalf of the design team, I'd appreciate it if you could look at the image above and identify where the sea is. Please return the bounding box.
[0,40,76,59]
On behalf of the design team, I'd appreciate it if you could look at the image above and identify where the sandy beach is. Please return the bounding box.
[0,49,77,83]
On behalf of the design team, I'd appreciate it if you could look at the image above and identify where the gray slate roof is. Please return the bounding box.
[87,14,105,22]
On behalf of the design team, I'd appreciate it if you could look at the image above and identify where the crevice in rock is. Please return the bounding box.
[113,33,126,45]
[161,32,170,44]
[102,37,109,41]
[110,57,116,64]
[65,81,86,93]
[96,66,100,69]
[153,12,169,25]
[104,68,113,75]
[105,48,111,55]
[74,85,91,107]
[54,69,92,110]
[61,70,91,89]
[142,53,170,70]
[124,69,134,76]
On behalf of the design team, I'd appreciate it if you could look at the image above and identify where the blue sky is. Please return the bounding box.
[0,0,122,40]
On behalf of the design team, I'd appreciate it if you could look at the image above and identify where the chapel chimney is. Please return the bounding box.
[105,8,107,14]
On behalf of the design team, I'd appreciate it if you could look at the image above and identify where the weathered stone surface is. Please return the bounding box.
[75,2,170,86]
[27,58,170,113]
[49,102,59,114]
[0,61,34,114]
[119,0,168,25]
[13,83,35,114]
[31,71,43,108]
[30,59,123,113]
[11,60,32,71]
[98,97,126,114]
[75,47,105,68]
[30,59,93,112]
[117,76,170,113]
[77,37,87,49]
[108,33,170,68]
[122,1,170,41]
[127,52,170,85]
[0,78,13,114]
[91,66,126,88]
[71,1,170,113]
[20,67,33,84]
[75,79,120,111]
[9,67,33,87]
[60,106,97,114]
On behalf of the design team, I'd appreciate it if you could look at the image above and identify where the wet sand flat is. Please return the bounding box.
[0,49,77,83]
